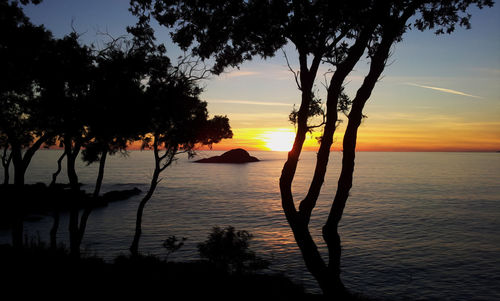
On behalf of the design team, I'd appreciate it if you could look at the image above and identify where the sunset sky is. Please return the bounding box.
[24,1,500,152]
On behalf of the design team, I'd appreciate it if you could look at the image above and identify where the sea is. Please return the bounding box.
[0,150,499,300]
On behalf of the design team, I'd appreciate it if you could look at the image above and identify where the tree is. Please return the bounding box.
[70,39,151,254]
[0,0,54,188]
[130,0,494,296]
[129,50,233,256]
[0,0,55,248]
[37,32,95,257]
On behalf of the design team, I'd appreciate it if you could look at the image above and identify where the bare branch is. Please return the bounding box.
[175,53,212,82]
[282,50,301,90]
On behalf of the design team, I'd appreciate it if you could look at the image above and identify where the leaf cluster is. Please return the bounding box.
[198,226,269,274]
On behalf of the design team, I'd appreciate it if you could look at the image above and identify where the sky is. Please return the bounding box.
[23,0,500,152]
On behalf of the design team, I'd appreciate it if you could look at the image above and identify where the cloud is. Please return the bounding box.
[208,99,292,106]
[224,71,261,78]
[406,83,483,99]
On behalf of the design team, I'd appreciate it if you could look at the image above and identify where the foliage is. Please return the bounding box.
[198,226,269,274]
[162,235,187,261]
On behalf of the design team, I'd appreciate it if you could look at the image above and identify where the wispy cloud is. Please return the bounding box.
[208,99,291,106]
[406,83,482,99]
[224,71,261,78]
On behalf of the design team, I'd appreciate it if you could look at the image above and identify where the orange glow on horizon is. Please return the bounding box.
[115,124,500,153]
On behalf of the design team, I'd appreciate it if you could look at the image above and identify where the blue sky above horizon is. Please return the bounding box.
[23,0,500,151]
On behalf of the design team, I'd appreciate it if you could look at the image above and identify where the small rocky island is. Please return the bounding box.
[195,148,259,163]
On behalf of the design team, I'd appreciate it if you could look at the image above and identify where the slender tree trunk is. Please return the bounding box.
[130,139,161,257]
[50,151,66,187]
[48,151,66,250]
[65,140,82,257]
[130,169,159,257]
[65,143,80,191]
[2,148,13,186]
[77,150,108,249]
[280,24,378,297]
[323,26,398,295]
[92,150,107,198]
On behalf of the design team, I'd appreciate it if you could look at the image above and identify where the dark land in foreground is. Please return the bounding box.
[0,244,317,300]
[0,244,378,300]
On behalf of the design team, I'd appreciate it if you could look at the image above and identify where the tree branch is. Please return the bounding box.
[282,50,301,90]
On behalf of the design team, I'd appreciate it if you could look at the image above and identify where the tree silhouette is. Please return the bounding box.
[37,33,95,257]
[130,0,493,296]
[0,0,55,247]
[0,0,54,188]
[72,39,150,253]
[129,49,233,256]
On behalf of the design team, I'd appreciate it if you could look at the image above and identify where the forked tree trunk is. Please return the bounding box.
[280,24,378,297]
[130,136,175,256]
[9,135,50,248]
[323,24,398,295]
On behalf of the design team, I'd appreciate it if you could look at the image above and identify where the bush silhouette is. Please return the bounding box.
[162,235,187,262]
[198,226,269,274]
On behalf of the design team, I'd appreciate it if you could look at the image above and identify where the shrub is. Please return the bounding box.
[198,226,269,274]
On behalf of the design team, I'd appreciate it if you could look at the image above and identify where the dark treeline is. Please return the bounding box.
[0,0,232,258]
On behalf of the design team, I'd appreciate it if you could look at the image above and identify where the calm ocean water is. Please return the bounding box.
[1,150,499,300]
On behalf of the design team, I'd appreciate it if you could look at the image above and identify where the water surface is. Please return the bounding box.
[1,150,499,300]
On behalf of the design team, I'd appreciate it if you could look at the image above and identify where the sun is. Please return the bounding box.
[262,130,296,151]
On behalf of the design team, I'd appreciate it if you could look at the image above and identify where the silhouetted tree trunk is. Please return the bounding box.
[92,150,107,198]
[10,135,49,186]
[47,151,66,250]
[50,151,66,187]
[9,135,50,248]
[130,166,160,257]
[1,148,12,186]
[323,26,397,285]
[65,139,83,257]
[76,150,108,250]
[280,24,377,296]
[130,135,176,256]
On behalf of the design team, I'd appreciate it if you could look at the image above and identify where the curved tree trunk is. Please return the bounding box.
[130,168,159,257]
[323,25,398,294]
[130,135,162,257]
[77,150,108,249]
[280,23,378,297]
[50,151,66,187]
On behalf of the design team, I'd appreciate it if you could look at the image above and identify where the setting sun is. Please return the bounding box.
[261,130,296,151]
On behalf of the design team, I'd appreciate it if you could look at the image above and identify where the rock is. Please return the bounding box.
[195,148,259,163]
[102,187,142,203]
